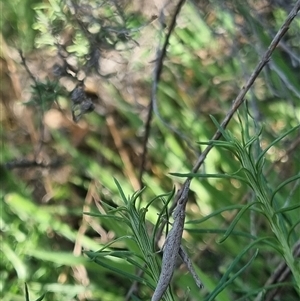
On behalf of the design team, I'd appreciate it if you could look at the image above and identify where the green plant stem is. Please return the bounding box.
[242,156,300,294]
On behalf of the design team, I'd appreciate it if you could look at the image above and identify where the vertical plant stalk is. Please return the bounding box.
[19,51,45,158]
[139,0,187,186]
[230,131,300,294]
[243,160,300,293]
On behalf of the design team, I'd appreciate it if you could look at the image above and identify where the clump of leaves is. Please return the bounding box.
[26,79,64,112]
[172,114,300,297]
[84,179,175,301]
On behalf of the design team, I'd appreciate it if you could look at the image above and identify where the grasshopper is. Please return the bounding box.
[151,181,203,301]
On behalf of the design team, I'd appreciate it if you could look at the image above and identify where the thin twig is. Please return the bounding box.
[177,0,300,199]
[138,0,187,188]
[254,240,300,301]
[194,2,299,173]
[151,2,194,145]
[138,103,153,188]
[106,114,140,191]
[4,159,63,170]
[19,50,39,85]
[155,0,300,240]
[19,51,45,158]
[127,1,187,299]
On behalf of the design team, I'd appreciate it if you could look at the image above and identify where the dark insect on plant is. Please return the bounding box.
[71,85,95,122]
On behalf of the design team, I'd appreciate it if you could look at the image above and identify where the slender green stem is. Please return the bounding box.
[240,142,300,294]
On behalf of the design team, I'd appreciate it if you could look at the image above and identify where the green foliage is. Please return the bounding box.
[2,0,300,300]
[26,79,65,111]
[1,0,39,50]
[85,179,175,300]
[172,116,300,295]
[24,283,46,301]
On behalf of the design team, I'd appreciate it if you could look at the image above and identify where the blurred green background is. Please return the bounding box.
[1,0,300,300]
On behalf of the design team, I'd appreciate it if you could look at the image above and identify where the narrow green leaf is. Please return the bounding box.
[287,219,300,245]
[257,124,300,168]
[235,282,295,301]
[218,202,260,243]
[87,255,155,289]
[170,172,249,184]
[186,228,257,240]
[205,249,258,301]
[131,186,147,205]
[271,173,300,207]
[35,293,46,301]
[209,115,230,140]
[83,212,127,223]
[244,127,263,149]
[2,242,27,279]
[186,204,262,224]
[275,203,300,214]
[25,283,30,301]
[114,177,128,205]
[151,190,175,250]
[95,235,135,252]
